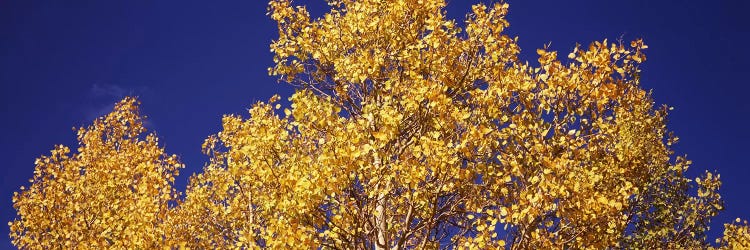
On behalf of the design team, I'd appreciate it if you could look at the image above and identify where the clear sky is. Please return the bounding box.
[1,0,748,248]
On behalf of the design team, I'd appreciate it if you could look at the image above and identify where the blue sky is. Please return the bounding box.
[1,0,748,248]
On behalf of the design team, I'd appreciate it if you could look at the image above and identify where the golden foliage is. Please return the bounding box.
[9,0,745,249]
[714,219,750,249]
[9,98,183,249]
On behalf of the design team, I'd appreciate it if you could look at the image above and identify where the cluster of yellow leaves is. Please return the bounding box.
[9,0,746,249]
[714,218,750,249]
[262,0,691,248]
[9,98,183,249]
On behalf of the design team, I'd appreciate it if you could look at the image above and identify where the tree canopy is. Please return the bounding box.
[10,0,749,249]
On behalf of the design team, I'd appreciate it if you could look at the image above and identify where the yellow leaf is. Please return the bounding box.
[372,131,388,141]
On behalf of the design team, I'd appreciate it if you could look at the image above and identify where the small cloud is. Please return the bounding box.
[89,83,153,100]
[90,83,129,99]
[81,84,154,126]
[83,102,116,122]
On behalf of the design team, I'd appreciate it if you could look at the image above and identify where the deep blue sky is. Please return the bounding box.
[1,0,747,248]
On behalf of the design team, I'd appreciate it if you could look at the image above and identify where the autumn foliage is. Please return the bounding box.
[9,98,182,248]
[9,0,749,249]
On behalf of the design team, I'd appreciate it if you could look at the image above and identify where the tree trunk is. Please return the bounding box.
[373,152,389,250]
